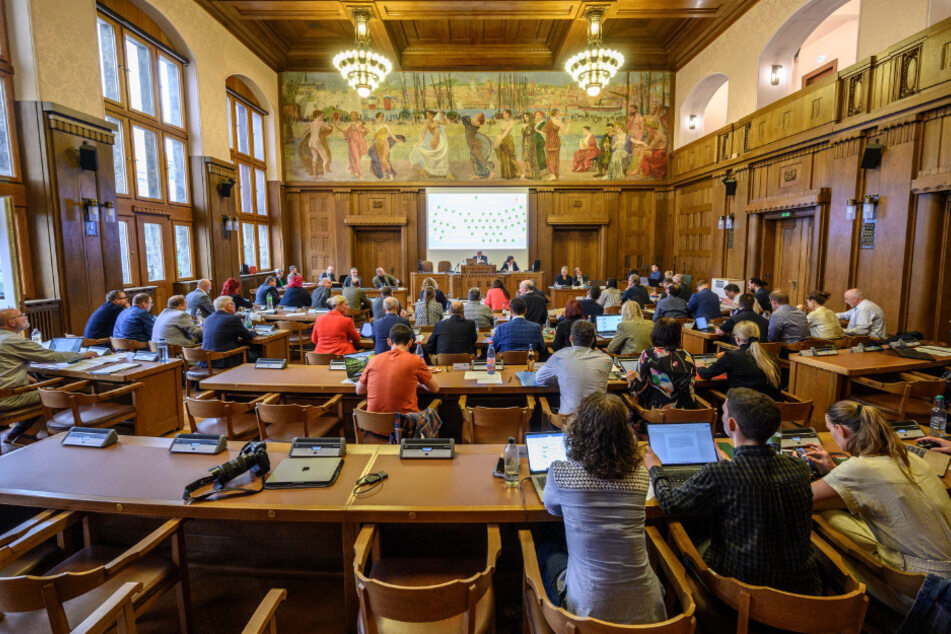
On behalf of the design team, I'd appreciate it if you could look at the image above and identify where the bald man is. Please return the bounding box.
[426,300,477,356]
[0,308,95,443]
[836,288,887,339]
[186,279,214,318]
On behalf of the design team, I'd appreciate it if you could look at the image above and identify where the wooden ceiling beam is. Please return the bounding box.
[374,1,585,21]
[214,1,348,20]
[399,44,555,69]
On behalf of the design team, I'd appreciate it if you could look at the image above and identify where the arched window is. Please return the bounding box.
[96,3,194,291]
[227,76,270,272]
[679,73,729,147]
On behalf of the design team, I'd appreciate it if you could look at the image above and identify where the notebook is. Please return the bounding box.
[264,457,343,489]
[525,432,567,499]
[646,422,719,485]
[595,314,623,336]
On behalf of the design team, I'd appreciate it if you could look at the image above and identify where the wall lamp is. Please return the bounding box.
[102,201,116,223]
[717,213,735,230]
[221,215,238,236]
[81,198,100,223]
[770,64,783,86]
[845,198,858,220]
[688,114,697,130]
[862,195,878,220]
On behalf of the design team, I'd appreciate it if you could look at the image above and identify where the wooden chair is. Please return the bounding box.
[500,350,528,365]
[707,389,814,430]
[435,353,475,365]
[353,399,442,443]
[667,521,867,634]
[353,523,501,634]
[81,337,112,348]
[185,390,275,439]
[714,340,783,357]
[437,260,452,273]
[180,346,248,396]
[538,396,572,430]
[519,527,697,633]
[420,260,434,273]
[110,337,148,352]
[39,380,143,436]
[0,377,63,432]
[255,393,344,441]
[604,305,621,315]
[0,511,192,633]
[148,340,185,359]
[241,588,287,634]
[459,395,535,443]
[276,321,311,360]
[305,352,343,365]
[848,372,945,421]
[623,393,718,425]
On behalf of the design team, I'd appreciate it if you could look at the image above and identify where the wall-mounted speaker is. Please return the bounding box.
[722,176,737,196]
[861,140,883,169]
[217,178,236,198]
[79,143,98,172]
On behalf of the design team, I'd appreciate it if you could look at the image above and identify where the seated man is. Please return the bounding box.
[648,264,664,286]
[535,320,612,416]
[273,269,286,288]
[473,250,488,264]
[579,286,604,320]
[620,274,650,308]
[312,296,360,355]
[372,285,397,320]
[372,267,400,288]
[687,279,721,323]
[317,265,336,283]
[519,280,550,327]
[0,308,95,444]
[186,279,215,318]
[767,290,809,343]
[748,277,772,315]
[255,276,280,307]
[644,387,822,595]
[201,296,256,368]
[716,293,769,340]
[836,288,887,339]
[84,290,129,339]
[652,284,689,321]
[427,301,478,356]
[113,293,155,342]
[572,267,589,288]
[342,267,361,288]
[356,323,439,414]
[311,277,333,310]
[342,277,372,321]
[722,283,741,314]
[151,295,202,346]
[463,287,494,329]
[492,297,545,354]
[372,297,412,354]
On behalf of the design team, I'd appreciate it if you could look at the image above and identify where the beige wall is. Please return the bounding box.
[857,0,929,59]
[7,0,282,178]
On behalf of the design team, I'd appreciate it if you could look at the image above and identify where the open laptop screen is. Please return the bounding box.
[695,316,709,330]
[646,422,718,466]
[525,432,567,474]
[595,314,622,334]
[360,322,374,338]
[49,337,83,352]
[344,351,375,381]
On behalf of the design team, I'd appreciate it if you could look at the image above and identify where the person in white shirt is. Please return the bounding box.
[836,289,887,339]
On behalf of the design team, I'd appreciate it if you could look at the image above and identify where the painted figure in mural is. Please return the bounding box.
[627,110,646,147]
[369,112,402,180]
[572,125,599,172]
[542,108,567,180]
[607,122,630,180]
[494,109,521,180]
[461,113,495,179]
[638,119,668,179]
[411,110,450,177]
[532,110,549,176]
[308,110,333,177]
[596,129,613,178]
[336,111,369,178]
[519,112,541,180]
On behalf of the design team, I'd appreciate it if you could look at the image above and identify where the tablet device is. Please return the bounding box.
[264,457,343,489]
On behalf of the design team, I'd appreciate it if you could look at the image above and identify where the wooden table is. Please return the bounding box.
[252,330,291,359]
[549,287,586,309]
[788,349,951,424]
[331,286,408,308]
[30,356,184,436]
[681,328,724,355]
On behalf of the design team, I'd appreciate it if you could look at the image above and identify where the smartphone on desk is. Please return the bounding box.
[493,457,505,478]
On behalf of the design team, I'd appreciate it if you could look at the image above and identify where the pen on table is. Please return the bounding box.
[508,376,513,383]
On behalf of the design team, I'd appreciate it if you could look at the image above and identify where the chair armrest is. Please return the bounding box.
[190,390,218,401]
[104,519,183,576]
[352,524,376,574]
[95,381,144,402]
[695,394,715,410]
[850,376,893,391]
[212,346,249,360]
[714,340,739,352]
[810,532,865,594]
[518,529,543,588]
[707,389,728,403]
[667,521,708,574]
[55,380,93,393]
[425,399,442,413]
[71,581,143,634]
[5,377,65,396]
[812,514,884,575]
[899,372,930,382]
[307,393,342,417]
[0,511,80,569]
[355,399,368,411]
[620,393,648,416]
[0,509,60,548]
[781,390,804,403]
[458,394,469,412]
[485,525,501,568]
[249,392,281,406]
[525,395,536,412]
[240,588,288,634]
[645,526,694,612]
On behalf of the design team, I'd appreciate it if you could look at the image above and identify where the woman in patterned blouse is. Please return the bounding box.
[413,286,444,326]
[626,317,697,410]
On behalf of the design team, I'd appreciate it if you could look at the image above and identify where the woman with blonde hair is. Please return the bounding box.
[607,301,653,356]
[417,277,447,309]
[413,286,444,327]
[803,290,845,339]
[697,321,781,399]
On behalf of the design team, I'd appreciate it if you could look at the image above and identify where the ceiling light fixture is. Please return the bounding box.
[333,8,392,99]
[565,8,624,98]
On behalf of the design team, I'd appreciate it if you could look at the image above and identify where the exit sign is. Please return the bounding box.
[781,212,791,217]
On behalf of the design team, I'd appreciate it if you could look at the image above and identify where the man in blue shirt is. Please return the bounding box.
[112,293,155,342]
[620,274,650,307]
[492,297,544,354]
[202,296,256,368]
[767,290,809,343]
[255,276,280,306]
[687,279,722,322]
[579,287,604,320]
[372,296,412,354]
[648,264,664,286]
[83,290,129,339]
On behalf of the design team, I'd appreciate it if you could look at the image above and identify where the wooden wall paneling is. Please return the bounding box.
[603,188,620,280]
[651,189,673,271]
[727,167,749,280]
[937,197,951,342]
[192,157,238,288]
[400,188,419,284]
[906,192,948,338]
[298,190,335,280]
[282,189,301,275]
[617,190,653,275]
[673,180,712,279]
[333,189,351,268]
[551,227,599,280]
[267,181,287,271]
[823,134,864,303]
[534,188,553,282]
[745,210,762,281]
[709,175,727,278]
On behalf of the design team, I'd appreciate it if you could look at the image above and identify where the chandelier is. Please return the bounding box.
[333,9,393,99]
[565,9,624,97]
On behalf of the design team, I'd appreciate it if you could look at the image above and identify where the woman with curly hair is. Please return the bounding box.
[538,392,667,624]
[220,277,252,310]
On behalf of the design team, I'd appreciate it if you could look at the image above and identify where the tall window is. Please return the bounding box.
[96,7,195,283]
[228,80,270,271]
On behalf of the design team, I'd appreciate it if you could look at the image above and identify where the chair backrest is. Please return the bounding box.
[437,260,452,272]
[148,341,184,357]
[776,400,814,429]
[306,352,342,365]
[420,261,434,273]
[758,341,783,356]
[435,353,475,365]
[256,402,316,440]
[110,337,148,351]
[181,346,212,364]
[0,557,112,631]
[643,407,718,425]
[500,350,528,364]
[604,305,621,315]
[462,399,533,444]
[353,407,395,443]
[275,320,307,334]
[81,337,111,348]
[906,377,945,399]
[184,395,232,420]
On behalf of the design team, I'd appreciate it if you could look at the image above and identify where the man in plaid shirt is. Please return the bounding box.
[463,287,494,330]
[644,388,822,595]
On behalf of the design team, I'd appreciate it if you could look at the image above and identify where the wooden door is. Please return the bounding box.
[135,215,172,311]
[770,215,814,306]
[353,229,403,285]
[552,228,599,281]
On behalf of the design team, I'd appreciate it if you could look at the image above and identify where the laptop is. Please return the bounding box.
[253,324,276,335]
[264,457,343,489]
[525,432,567,499]
[694,316,715,333]
[646,422,719,485]
[359,322,374,338]
[49,337,83,353]
[343,350,375,382]
[595,314,623,337]
[639,276,650,286]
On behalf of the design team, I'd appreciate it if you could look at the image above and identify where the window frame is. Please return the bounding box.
[228,88,270,272]
[173,222,195,280]
[0,2,20,184]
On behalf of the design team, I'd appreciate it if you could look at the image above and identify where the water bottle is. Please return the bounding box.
[486,343,496,374]
[527,344,536,372]
[245,313,253,330]
[157,338,168,362]
[415,342,426,364]
[930,395,947,437]
[503,437,519,488]
[266,294,273,310]
[393,419,401,444]
[30,328,42,344]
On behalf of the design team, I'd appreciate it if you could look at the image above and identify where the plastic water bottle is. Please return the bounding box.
[266,294,273,310]
[486,343,496,374]
[393,419,401,444]
[157,338,168,362]
[415,342,426,363]
[245,313,253,330]
[527,344,536,372]
[504,437,519,487]
[30,328,42,343]
[930,395,947,437]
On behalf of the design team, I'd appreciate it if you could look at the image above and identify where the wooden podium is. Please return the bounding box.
[460,264,497,275]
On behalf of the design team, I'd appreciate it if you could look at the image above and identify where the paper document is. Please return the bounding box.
[464,371,503,384]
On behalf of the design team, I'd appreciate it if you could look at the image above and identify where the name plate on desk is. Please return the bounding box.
[400,438,454,459]
[800,347,838,357]
[132,351,160,362]
[289,437,346,457]
[61,427,117,448]
[851,343,884,353]
[889,420,926,439]
[255,358,288,369]
[169,433,227,455]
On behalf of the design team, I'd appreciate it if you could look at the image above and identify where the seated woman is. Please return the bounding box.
[598,278,622,309]
[607,301,653,357]
[804,290,845,340]
[806,401,951,608]
[540,391,667,625]
[278,274,310,308]
[483,278,510,312]
[697,321,782,400]
[552,300,584,351]
[221,277,253,310]
[417,277,448,309]
[554,266,572,287]
[413,286,444,327]
[626,318,697,410]
[500,255,519,272]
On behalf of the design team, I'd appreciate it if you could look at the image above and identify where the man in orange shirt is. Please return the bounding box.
[312,296,360,354]
[355,324,439,413]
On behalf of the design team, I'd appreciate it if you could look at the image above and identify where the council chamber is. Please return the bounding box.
[0,0,950,632]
